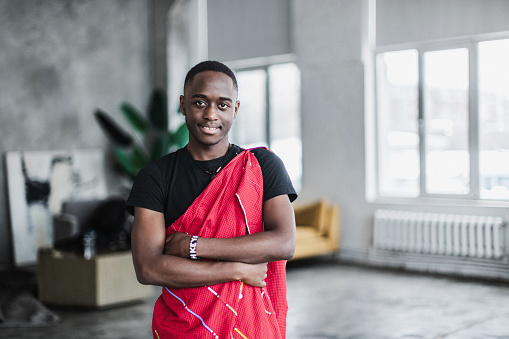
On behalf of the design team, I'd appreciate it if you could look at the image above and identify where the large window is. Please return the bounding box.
[230,61,302,191]
[376,37,509,201]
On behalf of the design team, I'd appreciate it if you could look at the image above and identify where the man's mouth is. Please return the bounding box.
[199,125,220,134]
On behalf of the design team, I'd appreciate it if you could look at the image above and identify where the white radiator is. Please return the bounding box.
[373,210,508,260]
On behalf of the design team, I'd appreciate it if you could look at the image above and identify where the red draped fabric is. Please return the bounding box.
[152,149,287,339]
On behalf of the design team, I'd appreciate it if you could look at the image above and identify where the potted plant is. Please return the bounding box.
[94,88,188,180]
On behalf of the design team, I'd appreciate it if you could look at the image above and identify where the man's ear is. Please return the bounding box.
[233,100,240,119]
[179,95,186,115]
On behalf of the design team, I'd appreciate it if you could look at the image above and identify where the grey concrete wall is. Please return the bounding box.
[0,0,152,267]
[292,0,373,255]
[207,0,292,62]
[377,0,509,46]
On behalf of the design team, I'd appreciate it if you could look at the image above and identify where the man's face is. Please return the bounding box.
[180,71,239,149]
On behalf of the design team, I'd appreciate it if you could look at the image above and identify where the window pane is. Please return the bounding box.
[423,49,469,195]
[376,50,419,197]
[231,69,267,148]
[269,63,302,191]
[479,39,509,200]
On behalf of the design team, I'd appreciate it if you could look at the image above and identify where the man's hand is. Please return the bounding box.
[164,232,191,258]
[237,262,268,288]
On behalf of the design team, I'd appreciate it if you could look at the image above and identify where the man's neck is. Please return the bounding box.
[186,141,231,161]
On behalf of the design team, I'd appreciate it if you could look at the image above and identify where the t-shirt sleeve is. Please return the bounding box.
[125,161,166,216]
[252,148,298,203]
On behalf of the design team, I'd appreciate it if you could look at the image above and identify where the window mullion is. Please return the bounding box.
[265,67,271,148]
[418,49,427,197]
[469,43,480,199]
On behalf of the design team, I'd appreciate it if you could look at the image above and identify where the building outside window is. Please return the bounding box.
[376,37,509,201]
[230,61,302,191]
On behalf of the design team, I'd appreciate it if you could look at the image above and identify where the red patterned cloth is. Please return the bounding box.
[152,149,287,339]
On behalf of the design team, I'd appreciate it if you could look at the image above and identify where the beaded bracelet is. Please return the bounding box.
[189,235,199,260]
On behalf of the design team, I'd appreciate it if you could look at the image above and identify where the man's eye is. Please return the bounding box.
[219,103,230,109]
[195,101,206,106]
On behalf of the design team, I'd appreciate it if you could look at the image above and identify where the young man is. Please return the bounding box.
[126,60,297,338]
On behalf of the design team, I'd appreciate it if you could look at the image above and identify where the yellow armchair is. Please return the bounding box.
[292,199,341,260]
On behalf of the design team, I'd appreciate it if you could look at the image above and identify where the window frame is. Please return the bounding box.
[226,54,303,191]
[374,32,509,203]
[227,54,298,149]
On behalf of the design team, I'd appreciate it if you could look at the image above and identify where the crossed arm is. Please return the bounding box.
[130,194,296,289]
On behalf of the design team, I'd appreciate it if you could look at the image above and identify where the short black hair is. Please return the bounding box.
[183,60,238,92]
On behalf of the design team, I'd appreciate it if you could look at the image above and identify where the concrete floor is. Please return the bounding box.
[1,258,509,338]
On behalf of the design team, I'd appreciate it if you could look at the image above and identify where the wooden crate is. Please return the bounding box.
[37,250,154,308]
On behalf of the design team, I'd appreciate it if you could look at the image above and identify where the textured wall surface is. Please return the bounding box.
[207,0,292,62]
[377,0,509,46]
[292,0,371,253]
[0,0,152,267]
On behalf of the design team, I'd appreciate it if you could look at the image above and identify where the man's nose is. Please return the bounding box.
[203,106,219,120]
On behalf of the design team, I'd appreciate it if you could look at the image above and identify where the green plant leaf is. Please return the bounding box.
[94,88,181,181]
[150,133,171,160]
[148,88,168,130]
[171,122,189,149]
[130,144,148,172]
[94,109,133,147]
[113,148,137,179]
[120,103,148,134]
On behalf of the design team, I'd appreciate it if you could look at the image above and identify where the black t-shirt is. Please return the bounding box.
[125,145,297,227]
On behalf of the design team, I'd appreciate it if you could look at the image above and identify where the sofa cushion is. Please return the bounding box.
[296,225,323,240]
[293,200,329,236]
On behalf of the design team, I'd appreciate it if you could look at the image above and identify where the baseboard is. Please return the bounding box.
[338,246,509,282]
[368,248,509,282]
